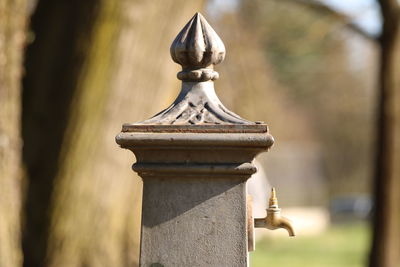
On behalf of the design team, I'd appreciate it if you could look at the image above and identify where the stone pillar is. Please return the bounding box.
[116,13,273,267]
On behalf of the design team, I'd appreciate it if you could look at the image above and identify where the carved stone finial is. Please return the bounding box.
[171,12,225,82]
[125,12,260,127]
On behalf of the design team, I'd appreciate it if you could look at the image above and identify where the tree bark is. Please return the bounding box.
[0,0,27,266]
[23,1,204,266]
[370,1,400,267]
[22,1,102,265]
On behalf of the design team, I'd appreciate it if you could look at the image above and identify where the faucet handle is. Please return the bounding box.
[269,187,279,208]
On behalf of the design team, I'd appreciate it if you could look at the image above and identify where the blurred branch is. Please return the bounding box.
[377,0,400,41]
[378,0,400,18]
[281,0,378,41]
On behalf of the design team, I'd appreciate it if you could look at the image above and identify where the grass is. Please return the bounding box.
[250,222,371,267]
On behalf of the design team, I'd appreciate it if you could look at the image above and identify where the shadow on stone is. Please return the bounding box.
[142,177,244,227]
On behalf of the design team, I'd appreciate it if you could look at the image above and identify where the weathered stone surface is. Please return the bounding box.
[116,131,270,266]
[134,82,255,125]
[170,12,225,71]
[141,178,247,267]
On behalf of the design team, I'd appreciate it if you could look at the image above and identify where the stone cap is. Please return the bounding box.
[116,131,275,165]
[116,132,274,148]
[121,124,268,133]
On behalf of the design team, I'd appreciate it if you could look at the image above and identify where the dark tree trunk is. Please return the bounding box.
[370,1,400,266]
[22,1,102,266]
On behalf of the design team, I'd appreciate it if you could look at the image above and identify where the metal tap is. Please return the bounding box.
[254,188,295,237]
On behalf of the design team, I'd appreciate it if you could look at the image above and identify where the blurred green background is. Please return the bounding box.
[251,222,370,267]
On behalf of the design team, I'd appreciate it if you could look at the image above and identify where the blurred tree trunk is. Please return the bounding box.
[370,1,400,267]
[22,1,104,265]
[23,1,203,266]
[0,0,27,266]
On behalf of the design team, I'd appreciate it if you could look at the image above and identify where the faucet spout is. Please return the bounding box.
[277,216,296,237]
[254,188,296,237]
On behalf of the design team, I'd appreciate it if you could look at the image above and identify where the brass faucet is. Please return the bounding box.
[254,188,295,237]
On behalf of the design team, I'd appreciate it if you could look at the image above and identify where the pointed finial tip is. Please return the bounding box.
[170,12,226,81]
[192,12,203,20]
